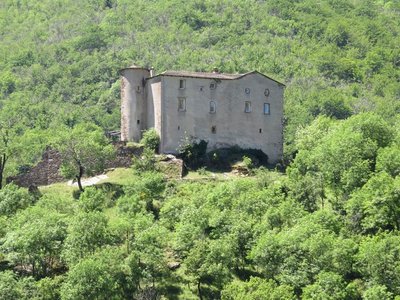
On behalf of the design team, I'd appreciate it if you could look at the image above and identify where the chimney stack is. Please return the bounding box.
[150,67,155,77]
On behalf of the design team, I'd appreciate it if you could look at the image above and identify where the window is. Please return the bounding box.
[259,128,262,133]
[245,101,252,113]
[178,125,180,131]
[137,120,140,125]
[245,88,250,95]
[136,86,141,93]
[179,79,185,89]
[178,97,186,111]
[264,103,270,115]
[211,126,216,134]
[209,101,216,113]
[210,82,216,90]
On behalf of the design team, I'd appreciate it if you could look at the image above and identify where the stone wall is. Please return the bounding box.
[7,143,145,188]
[7,148,64,188]
[106,142,144,168]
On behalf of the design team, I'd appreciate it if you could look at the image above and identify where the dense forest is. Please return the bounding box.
[1,0,400,299]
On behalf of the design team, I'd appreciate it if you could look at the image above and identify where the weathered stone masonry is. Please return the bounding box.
[7,144,143,188]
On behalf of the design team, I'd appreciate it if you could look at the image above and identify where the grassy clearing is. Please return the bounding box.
[99,168,134,185]
[39,181,77,198]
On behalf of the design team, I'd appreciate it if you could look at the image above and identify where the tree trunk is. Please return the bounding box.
[197,281,203,300]
[0,162,3,189]
[77,164,84,192]
[0,153,7,189]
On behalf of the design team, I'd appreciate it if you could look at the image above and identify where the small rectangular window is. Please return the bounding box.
[210,101,216,113]
[178,97,186,111]
[245,101,252,113]
[179,79,185,89]
[211,126,216,134]
[264,103,270,115]
[210,82,216,90]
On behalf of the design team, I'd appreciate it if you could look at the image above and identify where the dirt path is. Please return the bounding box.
[67,174,108,187]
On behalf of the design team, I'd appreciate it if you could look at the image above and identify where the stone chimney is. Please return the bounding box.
[150,67,155,77]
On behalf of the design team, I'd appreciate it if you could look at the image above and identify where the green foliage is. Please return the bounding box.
[0,271,37,300]
[302,272,348,300]
[376,145,400,177]
[178,137,208,169]
[242,155,253,171]
[356,233,400,295]
[118,171,165,217]
[55,123,115,191]
[1,0,400,298]
[288,113,393,211]
[140,128,160,152]
[60,247,131,300]
[36,276,64,300]
[345,172,400,233]
[222,277,296,300]
[0,183,33,216]
[362,284,393,300]
[62,211,110,266]
[131,147,158,173]
[78,187,108,212]
[0,271,22,300]
[1,205,67,278]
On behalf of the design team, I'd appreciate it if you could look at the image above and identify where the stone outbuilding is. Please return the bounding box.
[121,65,284,163]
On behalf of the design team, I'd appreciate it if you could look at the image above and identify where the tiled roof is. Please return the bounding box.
[155,70,285,86]
[159,70,243,80]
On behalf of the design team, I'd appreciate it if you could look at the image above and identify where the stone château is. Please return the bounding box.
[120,65,284,163]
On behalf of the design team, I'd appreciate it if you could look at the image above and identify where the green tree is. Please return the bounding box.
[376,145,400,177]
[356,233,400,295]
[140,128,160,152]
[1,206,67,278]
[222,277,296,300]
[55,123,115,192]
[0,105,22,189]
[62,211,110,266]
[345,172,400,233]
[362,285,393,300]
[184,238,232,299]
[0,183,33,216]
[302,272,348,300]
[60,247,130,300]
[0,271,21,300]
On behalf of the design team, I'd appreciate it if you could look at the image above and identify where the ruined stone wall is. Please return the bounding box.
[106,143,143,168]
[7,149,64,188]
[7,143,144,188]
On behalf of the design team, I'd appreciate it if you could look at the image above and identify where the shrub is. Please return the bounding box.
[0,184,34,216]
[140,129,160,152]
[178,137,208,169]
[132,148,158,173]
[79,187,107,212]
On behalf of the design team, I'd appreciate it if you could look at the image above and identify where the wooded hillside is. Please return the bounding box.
[0,0,400,299]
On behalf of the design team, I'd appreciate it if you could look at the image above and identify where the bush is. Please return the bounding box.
[140,129,160,152]
[79,187,107,212]
[207,146,268,170]
[0,184,34,216]
[178,137,208,169]
[132,148,158,173]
